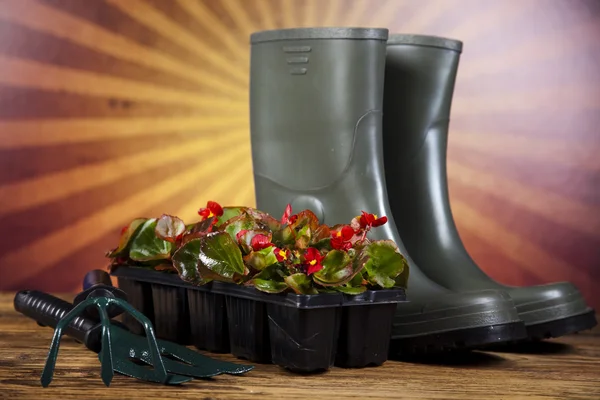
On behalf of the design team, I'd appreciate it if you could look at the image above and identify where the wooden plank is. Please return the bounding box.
[0,292,598,399]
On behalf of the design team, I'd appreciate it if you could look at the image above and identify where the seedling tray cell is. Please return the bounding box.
[112,265,406,372]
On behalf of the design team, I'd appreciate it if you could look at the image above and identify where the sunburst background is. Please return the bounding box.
[0,0,599,309]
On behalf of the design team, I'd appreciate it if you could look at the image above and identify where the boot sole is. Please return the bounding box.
[525,309,597,340]
[388,321,527,356]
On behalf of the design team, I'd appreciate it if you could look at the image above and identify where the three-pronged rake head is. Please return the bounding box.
[40,296,189,387]
[14,289,254,387]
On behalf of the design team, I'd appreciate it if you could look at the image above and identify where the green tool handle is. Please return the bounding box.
[14,290,103,353]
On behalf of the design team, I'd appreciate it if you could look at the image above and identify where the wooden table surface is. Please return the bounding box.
[1,292,599,400]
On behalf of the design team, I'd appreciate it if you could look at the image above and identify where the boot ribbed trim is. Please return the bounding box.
[251,27,389,44]
[387,34,463,52]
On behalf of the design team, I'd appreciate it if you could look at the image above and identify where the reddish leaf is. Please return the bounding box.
[216,206,246,226]
[284,273,318,294]
[244,208,283,232]
[350,217,362,232]
[289,210,320,232]
[221,214,261,243]
[155,214,186,243]
[281,203,293,224]
[154,264,177,272]
[312,224,331,242]
[294,224,312,250]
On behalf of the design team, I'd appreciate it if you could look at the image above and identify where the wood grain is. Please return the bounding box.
[0,292,599,400]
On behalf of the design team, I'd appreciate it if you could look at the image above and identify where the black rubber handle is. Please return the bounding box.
[83,269,113,290]
[14,290,102,353]
[74,269,127,319]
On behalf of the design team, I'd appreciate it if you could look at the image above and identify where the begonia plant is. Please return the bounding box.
[106,201,409,295]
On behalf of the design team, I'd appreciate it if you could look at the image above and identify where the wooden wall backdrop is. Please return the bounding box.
[0,0,599,308]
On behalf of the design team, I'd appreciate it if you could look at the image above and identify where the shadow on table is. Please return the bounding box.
[389,350,507,368]
[483,340,575,355]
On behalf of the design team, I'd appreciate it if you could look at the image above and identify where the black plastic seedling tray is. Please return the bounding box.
[111,265,406,373]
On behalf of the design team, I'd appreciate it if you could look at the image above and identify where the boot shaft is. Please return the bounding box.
[249,27,456,297]
[250,27,388,194]
[382,34,496,287]
[383,34,462,160]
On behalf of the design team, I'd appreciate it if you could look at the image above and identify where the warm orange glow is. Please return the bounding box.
[0,0,596,312]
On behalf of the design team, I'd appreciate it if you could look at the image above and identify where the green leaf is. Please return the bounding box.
[313,250,361,286]
[251,264,283,280]
[171,239,206,284]
[198,232,247,281]
[313,284,337,294]
[361,240,407,288]
[245,264,288,293]
[272,225,295,247]
[394,256,410,288]
[155,214,186,243]
[284,273,318,294]
[294,225,312,249]
[216,207,245,227]
[348,270,365,287]
[331,271,368,295]
[311,238,332,251]
[221,215,260,243]
[106,218,147,258]
[243,246,278,271]
[129,218,172,262]
[252,279,289,293]
[333,285,367,295]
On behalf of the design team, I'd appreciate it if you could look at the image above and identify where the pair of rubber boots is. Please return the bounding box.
[249,27,597,354]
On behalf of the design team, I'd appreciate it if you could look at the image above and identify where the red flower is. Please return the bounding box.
[330,225,354,251]
[333,225,354,240]
[198,201,224,220]
[281,203,298,225]
[274,247,291,262]
[251,234,272,251]
[356,211,387,229]
[304,247,324,275]
[235,229,248,242]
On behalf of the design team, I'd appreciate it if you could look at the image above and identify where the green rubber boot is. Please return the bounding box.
[382,33,597,340]
[249,27,526,354]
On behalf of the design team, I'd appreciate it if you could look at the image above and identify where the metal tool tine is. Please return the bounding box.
[111,327,253,378]
[156,337,254,375]
[97,305,115,386]
[40,298,96,387]
[98,350,193,385]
